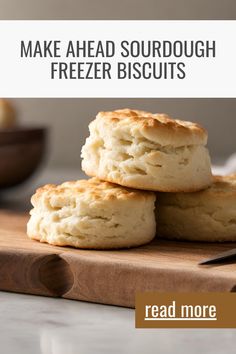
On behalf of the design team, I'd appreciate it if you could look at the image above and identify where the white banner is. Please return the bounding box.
[0,20,235,97]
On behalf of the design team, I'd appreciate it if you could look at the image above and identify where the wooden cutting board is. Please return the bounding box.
[0,210,236,308]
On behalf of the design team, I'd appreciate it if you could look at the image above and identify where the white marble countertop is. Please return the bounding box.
[0,291,236,354]
[1,166,236,353]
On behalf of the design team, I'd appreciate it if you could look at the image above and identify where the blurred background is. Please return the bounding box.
[0,0,236,208]
[0,0,235,20]
[12,98,236,168]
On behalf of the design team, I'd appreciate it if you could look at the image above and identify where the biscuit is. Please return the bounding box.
[156,174,236,242]
[0,99,16,129]
[81,109,212,192]
[27,177,156,249]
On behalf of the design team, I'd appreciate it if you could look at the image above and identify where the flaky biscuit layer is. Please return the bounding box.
[156,174,236,242]
[81,109,212,192]
[27,177,156,249]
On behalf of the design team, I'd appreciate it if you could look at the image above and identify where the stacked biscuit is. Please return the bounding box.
[27,109,236,248]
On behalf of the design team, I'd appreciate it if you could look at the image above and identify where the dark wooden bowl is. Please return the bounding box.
[0,127,47,188]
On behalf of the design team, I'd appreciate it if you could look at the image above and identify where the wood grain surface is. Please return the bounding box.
[0,210,236,308]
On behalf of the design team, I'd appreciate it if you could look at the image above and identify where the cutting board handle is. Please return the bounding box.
[0,248,74,297]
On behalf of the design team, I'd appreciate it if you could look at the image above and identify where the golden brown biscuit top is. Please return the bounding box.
[211,174,236,194]
[96,109,207,146]
[31,177,154,207]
